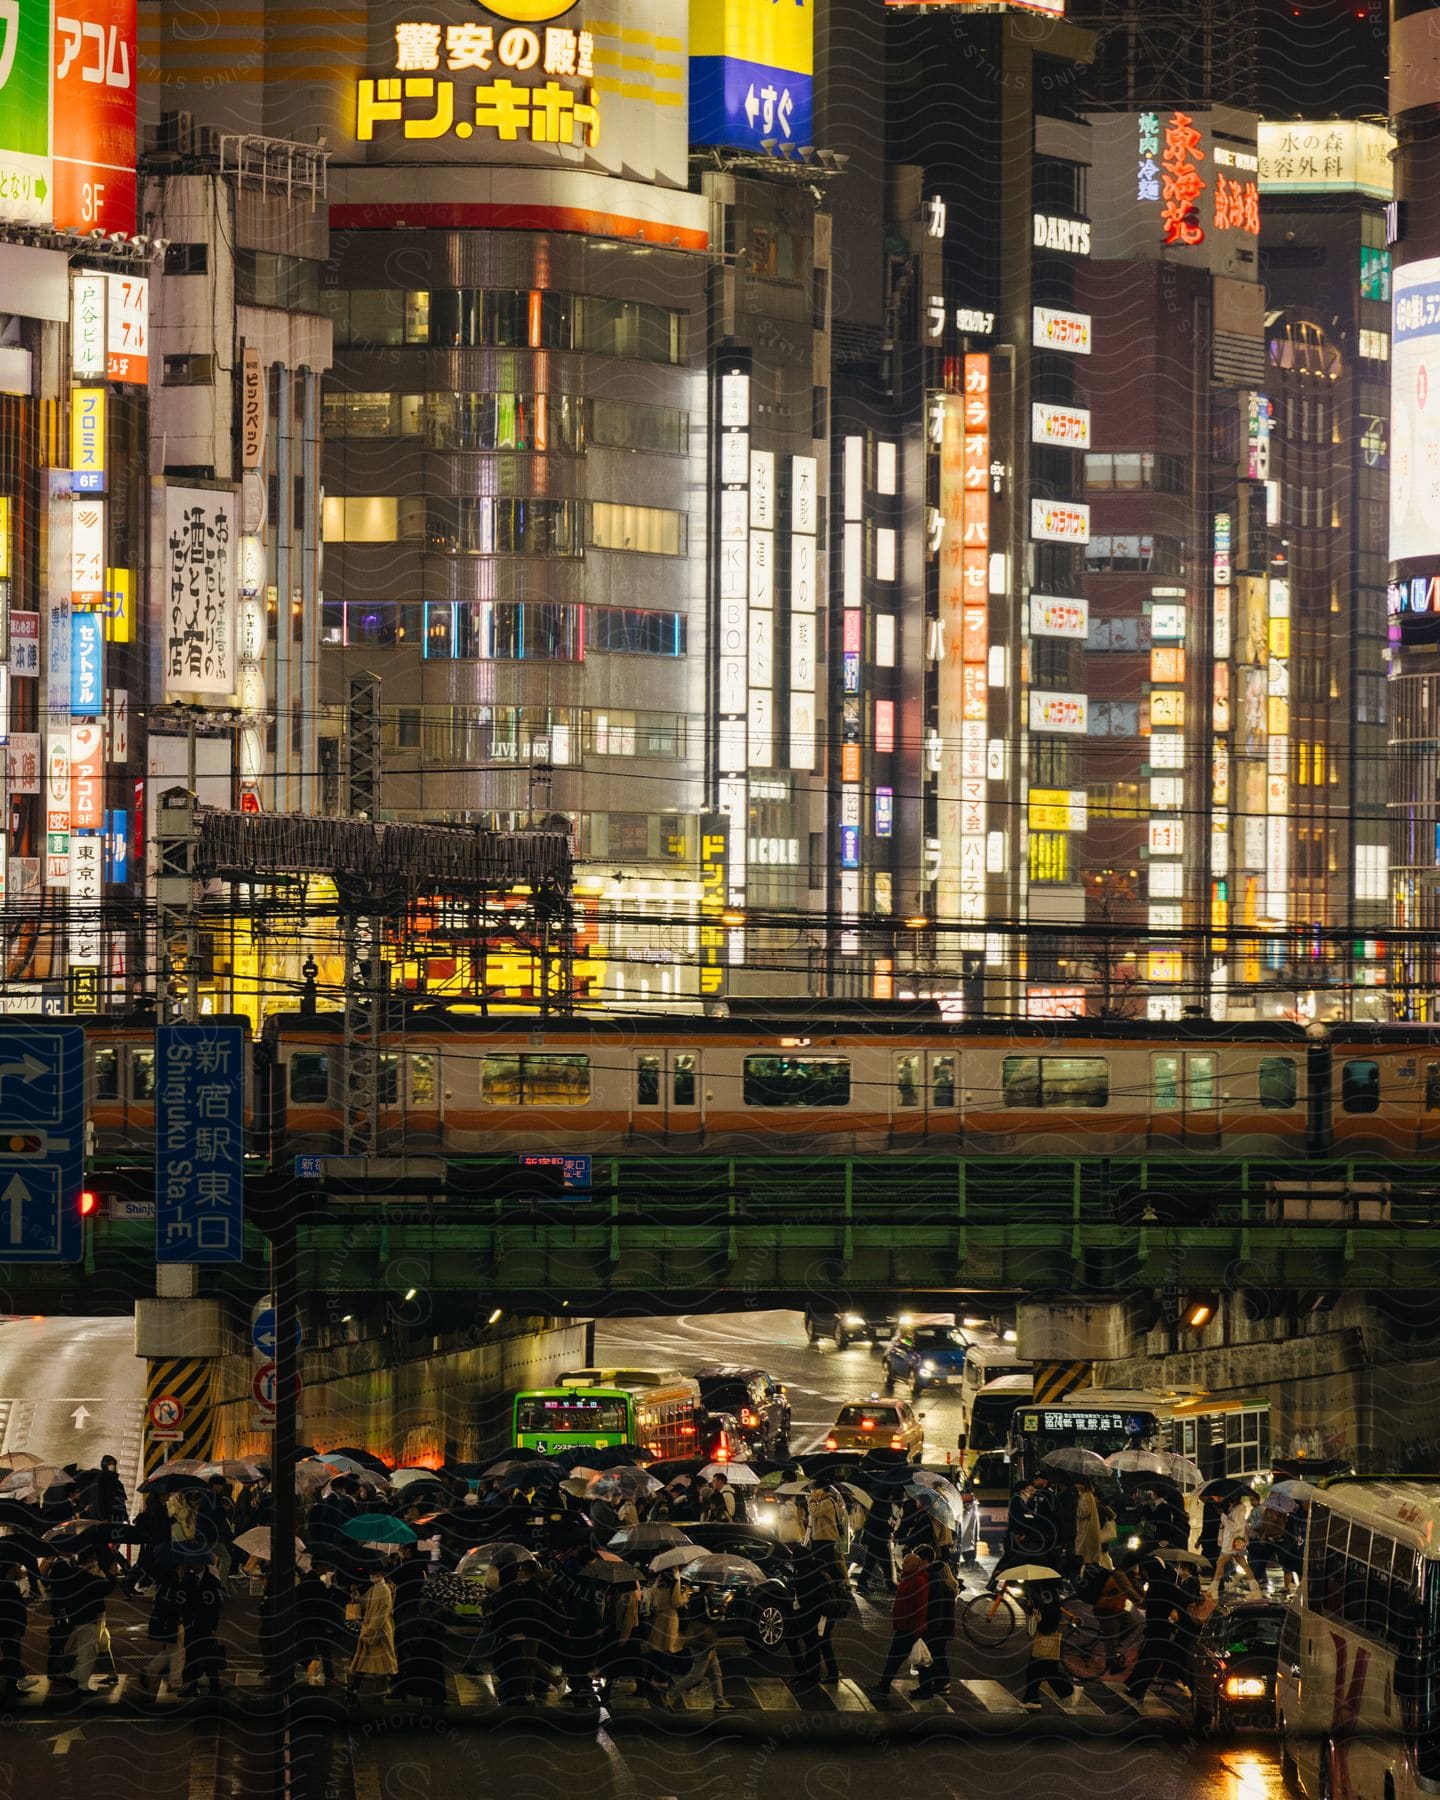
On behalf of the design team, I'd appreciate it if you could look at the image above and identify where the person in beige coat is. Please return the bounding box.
[347,1570,398,1693]
[1074,1479,1104,1567]
[641,1569,685,1706]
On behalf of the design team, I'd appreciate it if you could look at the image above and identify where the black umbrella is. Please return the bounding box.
[0,1501,44,1529]
[496,1465,562,1493]
[478,1447,536,1473]
[645,1457,710,1485]
[1199,1477,1251,1503]
[140,1472,207,1496]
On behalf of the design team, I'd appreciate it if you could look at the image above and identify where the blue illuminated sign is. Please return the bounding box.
[70,613,103,714]
[840,825,860,870]
[875,788,894,839]
[156,1023,245,1264]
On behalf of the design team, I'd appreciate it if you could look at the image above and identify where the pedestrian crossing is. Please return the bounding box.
[431,1671,1195,1723]
[1,1667,1195,1727]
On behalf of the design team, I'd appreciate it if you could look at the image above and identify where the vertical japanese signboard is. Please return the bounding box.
[0,0,138,231]
[51,0,138,233]
[0,0,53,225]
[788,454,816,769]
[958,355,990,937]
[155,1022,245,1264]
[163,488,237,701]
[70,387,106,494]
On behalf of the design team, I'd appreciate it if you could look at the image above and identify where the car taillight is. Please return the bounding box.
[860,1419,875,1432]
[824,1437,838,1450]
[890,1437,905,1449]
[716,1434,730,1461]
[680,1424,695,1436]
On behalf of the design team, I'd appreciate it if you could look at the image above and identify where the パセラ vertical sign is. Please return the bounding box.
[155,1023,245,1264]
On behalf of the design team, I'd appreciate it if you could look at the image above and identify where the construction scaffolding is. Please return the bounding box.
[1068,0,1258,113]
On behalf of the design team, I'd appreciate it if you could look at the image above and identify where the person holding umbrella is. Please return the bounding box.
[175,1559,226,1697]
[916,1542,959,1698]
[640,1564,687,1706]
[854,1491,897,1596]
[138,1560,187,1691]
[94,1457,128,1524]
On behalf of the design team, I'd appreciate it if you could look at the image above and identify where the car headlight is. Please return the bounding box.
[843,1313,865,1328]
[898,1313,914,1327]
[921,1362,937,1375]
[1223,1676,1268,1699]
[1126,1536,1142,1550]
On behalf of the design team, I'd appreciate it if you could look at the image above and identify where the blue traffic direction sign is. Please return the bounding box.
[251,1306,301,1358]
[156,1023,246,1264]
[0,1024,86,1263]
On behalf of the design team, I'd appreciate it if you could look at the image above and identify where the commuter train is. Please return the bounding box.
[81,1003,1440,1164]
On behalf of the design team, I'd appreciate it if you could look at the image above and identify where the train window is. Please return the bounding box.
[1002,1056,1109,1108]
[93,1047,119,1100]
[1155,1055,1216,1108]
[1258,1057,1296,1110]
[932,1055,957,1107]
[132,1049,156,1099]
[411,1054,436,1106]
[673,1054,696,1107]
[1426,1063,1440,1110]
[895,1054,920,1107]
[379,1056,400,1105]
[1342,1059,1380,1114]
[636,1055,660,1107]
[482,1054,591,1106]
[742,1056,851,1107]
[289,1053,330,1103]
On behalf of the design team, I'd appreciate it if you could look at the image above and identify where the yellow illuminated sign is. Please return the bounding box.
[70,387,106,492]
[362,20,600,146]
[690,0,814,78]
[1028,789,1086,833]
[104,568,132,645]
[476,0,578,22]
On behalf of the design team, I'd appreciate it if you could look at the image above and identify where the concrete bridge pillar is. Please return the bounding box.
[1018,1298,1131,1404]
[134,1298,230,1475]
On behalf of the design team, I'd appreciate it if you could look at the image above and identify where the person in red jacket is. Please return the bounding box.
[866,1546,934,1695]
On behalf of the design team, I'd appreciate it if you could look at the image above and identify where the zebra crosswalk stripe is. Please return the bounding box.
[958,1677,1026,1713]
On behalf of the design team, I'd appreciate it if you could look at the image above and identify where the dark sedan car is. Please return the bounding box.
[1190,1598,1286,1737]
[665,1520,797,1656]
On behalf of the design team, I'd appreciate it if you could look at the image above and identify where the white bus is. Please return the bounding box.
[1276,1477,1440,1799]
[958,1344,1032,1435]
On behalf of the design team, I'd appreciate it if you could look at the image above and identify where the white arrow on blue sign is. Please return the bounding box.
[0,1024,86,1264]
[251,1307,302,1358]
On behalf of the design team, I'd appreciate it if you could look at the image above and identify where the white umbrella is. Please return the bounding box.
[1041,1448,1110,1477]
[650,1545,701,1572]
[699,1463,760,1485]
[233,1526,305,1560]
[1108,1450,1204,1489]
[774,1480,815,1496]
[998,1563,1064,1583]
[390,1468,447,1489]
[908,1469,957,1494]
[198,1460,267,1485]
[680,1552,766,1585]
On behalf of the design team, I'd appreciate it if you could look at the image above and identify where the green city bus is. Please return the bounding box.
[513,1370,702,1458]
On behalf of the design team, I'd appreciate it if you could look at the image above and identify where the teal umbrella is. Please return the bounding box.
[340,1513,416,1547]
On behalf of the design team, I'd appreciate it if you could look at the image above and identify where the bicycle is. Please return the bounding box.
[958,1584,1031,1649]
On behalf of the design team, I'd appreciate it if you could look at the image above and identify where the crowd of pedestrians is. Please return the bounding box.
[0,1442,1303,1712]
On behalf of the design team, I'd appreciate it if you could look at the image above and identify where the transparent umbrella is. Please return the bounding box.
[1040,1448,1110,1478]
[1108,1450,1204,1489]
[456,1542,535,1579]
[608,1524,694,1552]
[905,1483,957,1526]
[681,1552,766,1586]
[698,1463,761,1486]
[586,1467,661,1502]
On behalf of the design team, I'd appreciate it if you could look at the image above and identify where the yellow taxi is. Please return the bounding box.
[824,1396,925,1461]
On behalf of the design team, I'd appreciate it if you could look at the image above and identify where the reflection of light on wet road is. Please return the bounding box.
[1217,1750,1283,1800]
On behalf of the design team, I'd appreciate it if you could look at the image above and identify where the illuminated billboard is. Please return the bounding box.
[0,0,137,230]
[690,0,812,151]
[1257,121,1394,198]
[1391,258,1440,565]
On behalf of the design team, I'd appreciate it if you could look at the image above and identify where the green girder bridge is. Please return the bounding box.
[10,1154,1440,1315]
